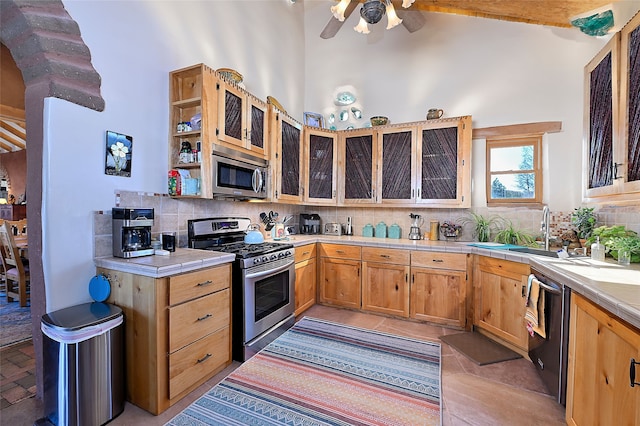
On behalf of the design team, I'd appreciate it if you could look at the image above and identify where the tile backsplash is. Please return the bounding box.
[93,190,640,257]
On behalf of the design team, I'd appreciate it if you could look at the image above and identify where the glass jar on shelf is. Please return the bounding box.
[179,141,193,163]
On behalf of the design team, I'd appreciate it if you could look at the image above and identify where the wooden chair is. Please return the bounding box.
[0,221,29,306]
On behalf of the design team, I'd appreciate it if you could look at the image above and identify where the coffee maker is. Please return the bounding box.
[112,208,154,258]
[299,213,321,234]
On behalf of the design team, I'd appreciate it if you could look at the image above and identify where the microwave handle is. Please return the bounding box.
[252,168,263,193]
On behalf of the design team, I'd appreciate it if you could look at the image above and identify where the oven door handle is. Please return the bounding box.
[245,260,293,280]
[536,280,562,295]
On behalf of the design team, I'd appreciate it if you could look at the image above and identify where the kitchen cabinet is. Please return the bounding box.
[416,116,471,207]
[566,294,640,425]
[216,76,268,159]
[294,243,317,316]
[584,12,640,202]
[340,128,376,204]
[474,256,530,353]
[318,243,361,309]
[0,204,26,220]
[272,110,304,203]
[338,118,470,207]
[378,125,416,204]
[410,251,468,328]
[97,264,232,415]
[304,127,338,205]
[361,247,410,317]
[169,64,217,198]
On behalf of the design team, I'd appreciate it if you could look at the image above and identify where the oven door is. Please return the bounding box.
[212,154,267,199]
[242,259,295,343]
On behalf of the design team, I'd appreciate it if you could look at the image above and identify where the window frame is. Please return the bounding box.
[485,134,543,207]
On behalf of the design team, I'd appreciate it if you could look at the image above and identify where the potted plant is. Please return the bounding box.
[571,207,597,241]
[458,212,499,242]
[607,235,640,263]
[493,220,536,246]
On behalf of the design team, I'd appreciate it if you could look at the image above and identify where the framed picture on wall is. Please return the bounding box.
[105,130,132,177]
[303,112,324,128]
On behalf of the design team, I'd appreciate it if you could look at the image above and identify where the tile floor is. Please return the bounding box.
[0,305,567,425]
[0,340,37,409]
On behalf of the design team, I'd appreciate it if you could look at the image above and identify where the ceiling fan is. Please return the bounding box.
[320,0,426,39]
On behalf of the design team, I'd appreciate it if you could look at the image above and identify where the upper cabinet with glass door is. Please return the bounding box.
[377,125,416,205]
[216,75,269,159]
[584,13,640,202]
[618,12,640,198]
[339,128,376,205]
[304,127,338,205]
[271,109,304,203]
[416,116,472,207]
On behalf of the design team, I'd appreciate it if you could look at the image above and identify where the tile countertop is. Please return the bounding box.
[286,235,640,330]
[94,248,236,278]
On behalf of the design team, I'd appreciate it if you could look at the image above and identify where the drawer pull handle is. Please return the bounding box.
[197,313,213,321]
[302,251,310,255]
[337,250,345,254]
[380,254,391,258]
[432,259,444,263]
[197,280,213,287]
[197,353,212,363]
[631,358,640,387]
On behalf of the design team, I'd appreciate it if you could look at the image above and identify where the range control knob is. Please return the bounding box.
[270,254,278,261]
[262,256,269,263]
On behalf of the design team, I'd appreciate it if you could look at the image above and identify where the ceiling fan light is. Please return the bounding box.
[385,1,403,29]
[331,0,351,21]
[354,16,371,34]
[402,0,415,8]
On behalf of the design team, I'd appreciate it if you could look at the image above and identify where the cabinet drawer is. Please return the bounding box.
[319,243,361,260]
[169,264,231,306]
[478,256,529,278]
[169,326,230,399]
[362,247,410,265]
[169,289,230,353]
[295,243,317,263]
[412,251,467,271]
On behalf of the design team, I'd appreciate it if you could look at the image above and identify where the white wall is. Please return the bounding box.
[44,1,304,311]
[303,1,613,210]
[43,0,631,311]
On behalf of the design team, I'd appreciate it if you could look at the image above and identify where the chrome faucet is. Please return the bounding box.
[541,205,550,251]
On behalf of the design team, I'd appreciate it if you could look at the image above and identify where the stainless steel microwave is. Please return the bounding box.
[212,144,268,199]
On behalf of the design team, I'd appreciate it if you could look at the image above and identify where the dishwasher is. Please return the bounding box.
[528,268,572,406]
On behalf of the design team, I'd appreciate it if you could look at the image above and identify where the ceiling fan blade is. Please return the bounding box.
[397,9,426,33]
[320,0,360,39]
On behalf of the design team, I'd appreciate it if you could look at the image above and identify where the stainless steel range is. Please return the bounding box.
[188,217,295,361]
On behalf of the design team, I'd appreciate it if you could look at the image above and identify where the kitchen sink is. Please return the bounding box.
[508,247,589,258]
[509,247,563,258]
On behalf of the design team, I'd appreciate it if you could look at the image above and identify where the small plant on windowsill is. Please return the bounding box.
[493,220,536,246]
[458,212,500,243]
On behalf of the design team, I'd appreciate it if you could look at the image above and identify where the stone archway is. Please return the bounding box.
[0,0,104,398]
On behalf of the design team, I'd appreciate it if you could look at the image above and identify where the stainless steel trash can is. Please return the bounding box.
[41,302,125,426]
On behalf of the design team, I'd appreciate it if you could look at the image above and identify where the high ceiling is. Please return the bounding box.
[408,0,616,28]
[0,0,628,154]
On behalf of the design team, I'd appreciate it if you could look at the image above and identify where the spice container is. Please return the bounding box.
[362,224,374,237]
[375,222,387,238]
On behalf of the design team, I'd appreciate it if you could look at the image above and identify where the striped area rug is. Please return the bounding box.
[166,317,441,425]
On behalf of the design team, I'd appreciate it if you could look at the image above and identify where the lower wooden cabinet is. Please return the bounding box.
[294,243,317,316]
[566,294,640,425]
[362,247,410,317]
[319,243,361,309]
[97,263,232,415]
[410,251,468,328]
[473,256,530,352]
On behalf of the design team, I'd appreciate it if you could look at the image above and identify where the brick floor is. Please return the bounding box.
[0,340,36,408]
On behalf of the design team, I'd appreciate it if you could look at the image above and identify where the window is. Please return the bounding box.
[486,135,542,206]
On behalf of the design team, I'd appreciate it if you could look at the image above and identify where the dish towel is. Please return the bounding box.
[524,274,546,338]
